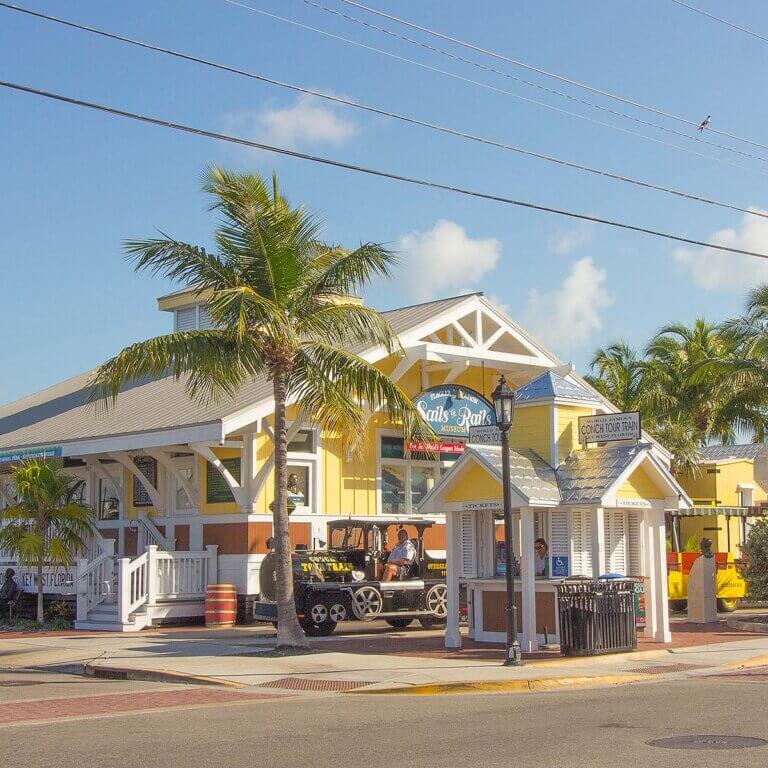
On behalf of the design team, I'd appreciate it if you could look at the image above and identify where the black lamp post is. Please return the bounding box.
[491,374,522,667]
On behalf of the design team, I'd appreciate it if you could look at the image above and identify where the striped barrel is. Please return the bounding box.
[205,584,237,628]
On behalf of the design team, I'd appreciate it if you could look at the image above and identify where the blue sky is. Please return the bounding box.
[3,0,768,404]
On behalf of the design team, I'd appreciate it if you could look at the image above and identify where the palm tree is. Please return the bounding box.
[0,460,96,625]
[584,342,646,413]
[90,167,433,649]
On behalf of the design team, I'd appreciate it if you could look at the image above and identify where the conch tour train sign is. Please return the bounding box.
[411,386,496,451]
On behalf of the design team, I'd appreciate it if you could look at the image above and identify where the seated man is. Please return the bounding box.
[382,528,417,582]
[0,568,20,616]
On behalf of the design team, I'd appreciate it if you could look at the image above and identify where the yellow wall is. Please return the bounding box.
[678,459,768,507]
[679,514,743,556]
[678,463,719,505]
[444,461,502,502]
[616,465,665,501]
[555,405,594,464]
[200,446,242,515]
[509,404,552,465]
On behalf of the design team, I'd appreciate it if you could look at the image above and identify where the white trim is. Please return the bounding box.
[145,449,199,511]
[108,451,166,514]
[189,443,244,507]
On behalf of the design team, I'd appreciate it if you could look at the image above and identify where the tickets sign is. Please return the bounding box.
[578,412,641,445]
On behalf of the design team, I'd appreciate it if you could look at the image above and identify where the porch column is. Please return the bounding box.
[241,432,258,514]
[591,506,606,577]
[644,506,671,643]
[520,507,538,652]
[444,510,462,649]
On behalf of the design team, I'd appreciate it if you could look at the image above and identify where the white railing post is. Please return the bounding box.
[118,557,131,624]
[206,545,218,585]
[75,558,88,621]
[146,545,158,607]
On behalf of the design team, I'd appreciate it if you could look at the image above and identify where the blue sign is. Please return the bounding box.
[413,386,496,438]
[0,446,63,465]
[551,555,569,578]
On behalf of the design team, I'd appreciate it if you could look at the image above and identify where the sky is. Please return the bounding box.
[3,0,768,404]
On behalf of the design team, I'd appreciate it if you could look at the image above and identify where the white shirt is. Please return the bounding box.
[388,539,416,564]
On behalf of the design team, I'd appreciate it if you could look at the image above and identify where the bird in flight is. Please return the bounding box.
[698,115,711,132]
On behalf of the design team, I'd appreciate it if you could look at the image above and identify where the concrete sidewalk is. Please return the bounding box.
[2,623,768,694]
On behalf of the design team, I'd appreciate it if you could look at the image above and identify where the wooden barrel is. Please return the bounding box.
[205,584,237,628]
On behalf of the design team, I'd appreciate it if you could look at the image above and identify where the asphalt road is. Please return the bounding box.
[2,672,768,768]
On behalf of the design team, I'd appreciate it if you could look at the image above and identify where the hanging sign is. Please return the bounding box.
[406,440,465,454]
[468,425,502,445]
[0,445,62,465]
[413,386,496,438]
[578,412,641,446]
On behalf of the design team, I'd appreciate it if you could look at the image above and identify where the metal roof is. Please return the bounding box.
[469,444,561,505]
[556,443,648,504]
[0,294,477,451]
[514,371,600,404]
[668,506,765,518]
[696,443,767,462]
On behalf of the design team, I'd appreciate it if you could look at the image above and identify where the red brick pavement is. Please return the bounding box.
[0,688,283,725]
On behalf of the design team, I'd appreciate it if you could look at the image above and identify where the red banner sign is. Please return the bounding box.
[406,440,465,454]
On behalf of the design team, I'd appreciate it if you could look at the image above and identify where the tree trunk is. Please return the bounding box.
[36,561,44,625]
[272,371,309,649]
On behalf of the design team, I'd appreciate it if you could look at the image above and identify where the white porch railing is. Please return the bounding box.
[75,537,116,616]
[137,512,174,551]
[117,545,218,625]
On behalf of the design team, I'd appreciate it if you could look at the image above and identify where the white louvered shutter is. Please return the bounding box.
[459,512,477,577]
[570,510,585,575]
[604,510,628,575]
[175,307,197,331]
[198,304,214,329]
[627,511,642,576]
[550,509,569,573]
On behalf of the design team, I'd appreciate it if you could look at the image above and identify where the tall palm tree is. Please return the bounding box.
[0,460,96,624]
[584,342,646,413]
[90,167,433,649]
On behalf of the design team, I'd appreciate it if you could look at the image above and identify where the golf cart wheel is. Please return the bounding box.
[308,601,330,625]
[425,584,448,619]
[385,618,414,629]
[717,598,740,613]
[300,618,337,637]
[669,599,688,613]
[351,586,383,620]
[418,616,446,629]
[328,602,348,623]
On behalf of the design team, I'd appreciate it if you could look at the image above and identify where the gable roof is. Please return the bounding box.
[697,443,767,463]
[515,371,601,405]
[0,294,480,454]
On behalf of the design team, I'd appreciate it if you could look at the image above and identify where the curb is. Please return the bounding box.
[726,617,768,634]
[34,662,244,689]
[349,674,650,696]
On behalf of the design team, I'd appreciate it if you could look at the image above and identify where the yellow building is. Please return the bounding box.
[0,290,687,635]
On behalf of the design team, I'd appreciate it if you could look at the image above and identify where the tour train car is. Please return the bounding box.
[255,517,448,635]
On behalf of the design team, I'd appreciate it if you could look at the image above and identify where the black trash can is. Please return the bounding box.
[557,578,637,656]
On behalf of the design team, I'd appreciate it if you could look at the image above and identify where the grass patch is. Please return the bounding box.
[0,617,72,632]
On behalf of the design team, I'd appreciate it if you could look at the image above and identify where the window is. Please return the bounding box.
[98,477,121,520]
[132,456,157,507]
[206,457,241,504]
[175,306,197,331]
[288,429,316,454]
[175,467,194,511]
[382,465,408,515]
[287,464,310,508]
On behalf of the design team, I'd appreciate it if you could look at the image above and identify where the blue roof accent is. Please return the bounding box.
[514,372,600,404]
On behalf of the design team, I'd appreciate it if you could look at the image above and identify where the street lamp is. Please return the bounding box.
[491,375,522,667]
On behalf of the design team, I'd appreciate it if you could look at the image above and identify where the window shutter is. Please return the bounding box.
[550,509,569,558]
[603,510,627,575]
[627,510,642,576]
[198,305,214,329]
[175,307,197,331]
[459,513,477,578]
[570,509,593,576]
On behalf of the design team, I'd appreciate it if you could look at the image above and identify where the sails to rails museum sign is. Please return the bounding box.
[413,386,496,439]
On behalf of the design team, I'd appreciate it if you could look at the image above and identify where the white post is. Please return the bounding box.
[146,545,158,607]
[520,506,538,651]
[592,506,606,577]
[241,432,258,514]
[118,557,131,624]
[650,510,671,642]
[206,544,219,585]
[444,510,462,649]
[75,558,88,620]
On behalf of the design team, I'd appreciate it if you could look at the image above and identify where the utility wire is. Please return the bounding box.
[218,0,768,178]
[670,0,768,44]
[3,78,768,261]
[3,2,764,221]
[335,0,768,156]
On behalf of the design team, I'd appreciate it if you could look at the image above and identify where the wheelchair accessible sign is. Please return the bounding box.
[551,556,569,578]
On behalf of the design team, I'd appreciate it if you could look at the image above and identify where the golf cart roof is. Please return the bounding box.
[327,517,438,530]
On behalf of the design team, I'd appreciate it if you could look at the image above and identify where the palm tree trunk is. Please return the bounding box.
[272,371,309,649]
[36,562,44,625]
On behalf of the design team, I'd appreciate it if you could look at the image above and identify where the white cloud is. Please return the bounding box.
[549,223,594,255]
[523,257,613,350]
[221,93,357,150]
[673,208,768,291]
[397,220,501,301]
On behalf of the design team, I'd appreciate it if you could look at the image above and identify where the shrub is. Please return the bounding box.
[743,520,768,600]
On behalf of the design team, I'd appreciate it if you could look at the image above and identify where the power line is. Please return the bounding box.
[335,0,768,156]
[3,78,768,262]
[304,0,768,167]
[219,0,768,178]
[670,0,768,44]
[3,2,764,221]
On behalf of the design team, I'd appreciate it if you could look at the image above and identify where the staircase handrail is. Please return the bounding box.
[137,511,174,550]
[118,550,150,623]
